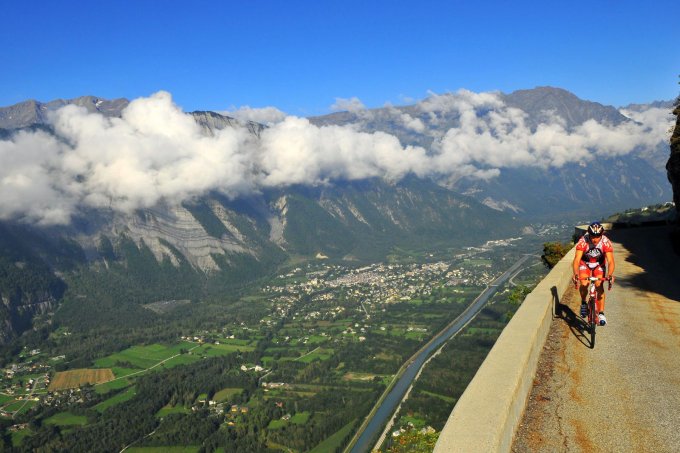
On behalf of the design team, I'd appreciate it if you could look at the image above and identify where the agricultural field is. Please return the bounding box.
[343,372,386,382]
[156,403,191,418]
[93,343,196,370]
[267,418,287,430]
[296,348,334,363]
[193,342,254,356]
[213,337,254,347]
[108,366,141,378]
[49,368,114,390]
[44,411,88,426]
[95,377,132,394]
[260,356,275,366]
[91,341,253,376]
[213,387,243,402]
[156,354,201,368]
[95,386,137,412]
[3,399,37,415]
[291,411,311,425]
[264,411,311,430]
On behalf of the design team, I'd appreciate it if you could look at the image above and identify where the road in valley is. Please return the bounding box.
[347,254,534,453]
[513,225,680,452]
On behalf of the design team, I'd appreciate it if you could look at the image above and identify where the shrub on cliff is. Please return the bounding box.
[541,242,570,268]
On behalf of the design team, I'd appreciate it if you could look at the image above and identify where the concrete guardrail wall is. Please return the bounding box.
[434,246,577,453]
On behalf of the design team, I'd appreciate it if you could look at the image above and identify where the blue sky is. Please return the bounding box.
[1,0,678,115]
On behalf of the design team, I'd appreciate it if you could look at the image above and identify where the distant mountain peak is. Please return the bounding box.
[502,86,628,128]
[0,96,129,129]
[622,100,675,112]
[510,86,576,96]
[0,96,271,135]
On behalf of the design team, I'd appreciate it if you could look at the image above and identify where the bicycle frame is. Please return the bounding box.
[586,277,598,348]
[581,276,610,349]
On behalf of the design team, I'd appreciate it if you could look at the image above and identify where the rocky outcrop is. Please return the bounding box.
[0,290,59,345]
[190,111,265,137]
[103,203,254,272]
[667,102,680,217]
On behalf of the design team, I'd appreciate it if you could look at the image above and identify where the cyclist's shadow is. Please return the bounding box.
[552,286,593,348]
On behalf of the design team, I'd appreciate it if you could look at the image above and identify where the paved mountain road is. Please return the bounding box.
[512,225,680,453]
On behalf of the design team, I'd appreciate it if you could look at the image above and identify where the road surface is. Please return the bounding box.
[513,225,680,452]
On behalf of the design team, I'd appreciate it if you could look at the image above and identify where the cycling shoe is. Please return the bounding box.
[598,313,607,326]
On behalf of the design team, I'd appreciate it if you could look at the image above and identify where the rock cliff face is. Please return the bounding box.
[0,289,60,344]
[667,102,680,217]
[191,111,265,137]
[105,203,256,272]
[73,176,515,273]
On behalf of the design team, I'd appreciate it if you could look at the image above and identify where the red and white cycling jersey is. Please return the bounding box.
[576,234,613,269]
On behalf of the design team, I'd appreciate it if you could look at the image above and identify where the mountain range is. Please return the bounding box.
[309,87,672,216]
[0,87,674,343]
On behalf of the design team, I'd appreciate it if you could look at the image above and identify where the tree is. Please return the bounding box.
[541,242,570,268]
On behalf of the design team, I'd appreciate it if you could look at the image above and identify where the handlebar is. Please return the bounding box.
[573,275,613,290]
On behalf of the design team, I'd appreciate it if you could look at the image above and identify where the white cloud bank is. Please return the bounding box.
[427,90,673,173]
[0,90,673,224]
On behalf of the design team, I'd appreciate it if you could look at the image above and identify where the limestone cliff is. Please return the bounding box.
[0,287,62,344]
[105,203,256,272]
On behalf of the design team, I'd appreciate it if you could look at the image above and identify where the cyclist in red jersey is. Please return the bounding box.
[572,222,616,325]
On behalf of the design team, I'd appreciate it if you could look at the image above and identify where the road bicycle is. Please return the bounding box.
[576,276,611,348]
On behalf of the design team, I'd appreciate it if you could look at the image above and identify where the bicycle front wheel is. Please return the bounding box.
[589,299,596,349]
